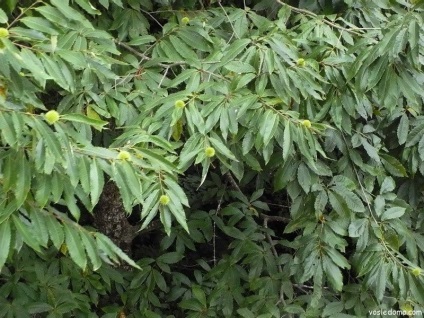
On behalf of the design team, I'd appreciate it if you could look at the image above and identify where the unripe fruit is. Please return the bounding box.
[159,194,170,205]
[0,28,9,38]
[117,150,131,160]
[205,147,215,158]
[0,85,6,99]
[411,267,422,277]
[301,119,312,128]
[86,105,101,121]
[400,303,414,315]
[175,100,185,109]
[44,110,60,125]
[60,243,68,255]
[181,17,190,25]
[296,58,306,67]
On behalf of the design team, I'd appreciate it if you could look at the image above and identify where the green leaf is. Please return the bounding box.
[138,148,178,173]
[237,308,255,318]
[141,189,160,219]
[224,60,255,74]
[51,0,93,28]
[40,53,70,90]
[45,212,64,250]
[323,302,344,317]
[159,205,172,236]
[157,252,183,265]
[35,5,68,26]
[111,164,134,213]
[166,192,189,233]
[348,218,368,238]
[57,50,87,69]
[405,123,424,147]
[20,17,58,35]
[78,156,90,193]
[380,176,395,194]
[314,191,328,212]
[179,299,204,311]
[209,137,238,161]
[74,0,101,14]
[328,191,349,217]
[0,221,11,269]
[61,113,107,130]
[274,159,298,191]
[96,233,141,269]
[127,35,156,46]
[219,38,250,65]
[15,151,31,207]
[284,304,305,314]
[361,137,380,163]
[31,118,63,160]
[89,158,104,207]
[169,35,198,63]
[381,207,405,221]
[397,114,409,145]
[297,163,311,193]
[374,195,385,217]
[0,112,17,146]
[381,154,407,177]
[331,186,365,213]
[324,247,350,269]
[282,121,292,160]
[164,178,189,207]
[0,8,8,23]
[140,202,159,231]
[418,134,424,162]
[408,274,424,304]
[79,146,117,160]
[12,214,42,253]
[30,211,49,247]
[323,256,343,291]
[116,161,143,204]
[80,230,102,270]
[64,225,87,269]
[192,285,207,307]
[259,109,279,146]
[374,263,388,301]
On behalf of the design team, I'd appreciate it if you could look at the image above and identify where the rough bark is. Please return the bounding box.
[93,181,138,256]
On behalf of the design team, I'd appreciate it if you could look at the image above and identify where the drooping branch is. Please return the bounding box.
[275,0,376,36]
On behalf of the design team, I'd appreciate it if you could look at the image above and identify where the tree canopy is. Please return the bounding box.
[1,0,424,317]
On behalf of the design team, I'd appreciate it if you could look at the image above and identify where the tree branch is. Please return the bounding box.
[275,0,365,36]
[114,39,187,68]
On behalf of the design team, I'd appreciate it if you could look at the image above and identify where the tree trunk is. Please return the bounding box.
[93,181,138,257]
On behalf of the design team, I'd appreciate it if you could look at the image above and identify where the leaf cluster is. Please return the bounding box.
[1,0,424,317]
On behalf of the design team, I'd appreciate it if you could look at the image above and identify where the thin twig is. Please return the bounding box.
[224,171,291,308]
[213,184,226,266]
[260,213,290,223]
[218,0,240,40]
[263,215,288,310]
[141,9,163,28]
[275,0,364,36]
[8,0,42,28]
[114,39,187,68]
[158,66,170,88]
[340,133,407,270]
[225,172,242,193]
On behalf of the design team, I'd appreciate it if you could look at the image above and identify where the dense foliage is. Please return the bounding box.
[1,0,424,317]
